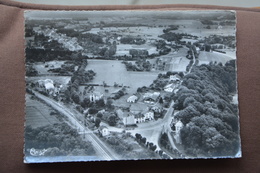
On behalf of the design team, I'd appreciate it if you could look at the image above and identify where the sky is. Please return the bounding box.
[25,10,236,23]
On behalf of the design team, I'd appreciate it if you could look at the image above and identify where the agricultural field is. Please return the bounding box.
[198,51,234,65]
[84,59,160,94]
[25,94,60,128]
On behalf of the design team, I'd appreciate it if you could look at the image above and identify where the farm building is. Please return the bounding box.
[134,114,146,123]
[99,126,109,136]
[129,103,149,115]
[169,74,181,82]
[89,91,103,102]
[36,79,62,96]
[143,92,160,103]
[144,111,154,121]
[127,95,138,103]
[123,115,136,126]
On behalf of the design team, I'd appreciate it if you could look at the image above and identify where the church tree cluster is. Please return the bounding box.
[173,60,240,157]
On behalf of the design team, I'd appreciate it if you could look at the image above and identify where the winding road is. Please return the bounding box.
[125,101,177,153]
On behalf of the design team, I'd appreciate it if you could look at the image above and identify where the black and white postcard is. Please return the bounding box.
[24,10,241,163]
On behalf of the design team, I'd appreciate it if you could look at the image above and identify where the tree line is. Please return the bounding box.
[63,59,96,104]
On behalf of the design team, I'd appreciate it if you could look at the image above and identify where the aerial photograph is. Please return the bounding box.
[24,10,241,163]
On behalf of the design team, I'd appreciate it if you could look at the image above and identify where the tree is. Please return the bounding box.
[135,133,142,140]
[178,72,184,78]
[64,89,71,103]
[108,115,117,126]
[202,127,229,153]
[71,93,80,104]
[140,137,146,144]
[26,65,38,76]
[106,99,114,110]
[88,108,98,115]
[96,98,105,108]
[97,112,103,119]
[158,150,163,156]
[183,96,196,108]
[95,118,101,128]
[151,145,157,151]
[205,44,211,52]
[83,97,92,108]
[175,105,200,125]
[174,63,239,157]
[159,97,164,104]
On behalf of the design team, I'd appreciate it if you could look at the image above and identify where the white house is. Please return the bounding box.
[151,106,161,113]
[169,74,181,82]
[37,79,55,95]
[144,111,154,121]
[174,120,184,144]
[127,95,138,103]
[99,126,109,136]
[164,83,175,93]
[217,25,223,29]
[89,92,103,102]
[123,115,136,126]
[134,114,146,124]
[129,103,149,115]
[143,92,160,104]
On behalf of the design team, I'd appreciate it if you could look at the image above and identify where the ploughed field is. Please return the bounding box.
[25,94,60,128]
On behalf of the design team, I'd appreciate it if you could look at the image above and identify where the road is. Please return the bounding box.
[32,90,119,161]
[32,90,178,159]
[125,101,177,153]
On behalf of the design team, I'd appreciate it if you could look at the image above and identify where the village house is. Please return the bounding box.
[164,83,175,93]
[99,126,109,136]
[98,109,105,115]
[127,95,138,103]
[143,92,160,104]
[89,91,103,102]
[169,74,181,82]
[129,103,149,115]
[144,111,154,121]
[123,115,136,126]
[134,114,146,124]
[36,79,59,96]
[151,106,162,114]
[174,120,184,144]
[164,74,181,93]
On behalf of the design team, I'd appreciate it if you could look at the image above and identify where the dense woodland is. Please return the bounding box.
[172,60,240,157]
[25,123,95,156]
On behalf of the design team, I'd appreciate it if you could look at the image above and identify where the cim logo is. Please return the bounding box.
[30,148,48,156]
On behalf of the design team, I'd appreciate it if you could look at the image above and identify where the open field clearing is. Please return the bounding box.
[85,60,160,94]
[25,94,60,128]
[198,51,234,65]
